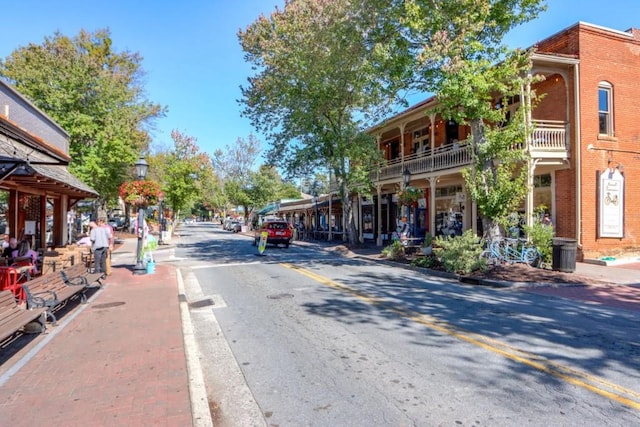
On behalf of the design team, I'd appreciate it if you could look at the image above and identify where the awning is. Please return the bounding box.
[256,202,279,216]
[0,157,98,199]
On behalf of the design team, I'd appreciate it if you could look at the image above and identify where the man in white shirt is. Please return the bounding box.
[89,220,111,275]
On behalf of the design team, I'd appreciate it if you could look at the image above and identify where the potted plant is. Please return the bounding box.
[421,232,433,255]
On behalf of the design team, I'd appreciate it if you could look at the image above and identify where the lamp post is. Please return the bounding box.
[133,156,149,275]
[312,191,319,240]
[402,167,411,220]
[158,194,164,245]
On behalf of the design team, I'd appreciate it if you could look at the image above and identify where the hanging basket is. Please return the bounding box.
[119,180,162,208]
[398,186,422,206]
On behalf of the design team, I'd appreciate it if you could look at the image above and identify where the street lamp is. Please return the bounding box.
[133,156,149,275]
[312,191,319,240]
[402,167,411,219]
[158,193,164,245]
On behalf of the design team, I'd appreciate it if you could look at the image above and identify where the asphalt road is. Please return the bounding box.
[175,222,640,427]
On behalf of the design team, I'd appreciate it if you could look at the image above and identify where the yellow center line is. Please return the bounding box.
[281,263,640,411]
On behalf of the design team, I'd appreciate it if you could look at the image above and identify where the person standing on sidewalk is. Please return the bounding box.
[99,217,114,276]
[89,220,111,276]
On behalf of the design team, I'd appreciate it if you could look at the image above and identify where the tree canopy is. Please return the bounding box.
[243,0,546,238]
[395,0,546,237]
[239,0,406,242]
[157,130,213,219]
[0,28,165,206]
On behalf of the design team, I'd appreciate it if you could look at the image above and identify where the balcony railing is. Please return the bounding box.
[530,120,568,155]
[371,120,568,182]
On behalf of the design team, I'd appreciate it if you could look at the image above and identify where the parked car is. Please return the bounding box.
[252,220,293,248]
[108,217,125,231]
[229,221,242,233]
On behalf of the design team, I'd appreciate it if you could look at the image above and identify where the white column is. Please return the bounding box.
[429,177,438,236]
[376,186,383,246]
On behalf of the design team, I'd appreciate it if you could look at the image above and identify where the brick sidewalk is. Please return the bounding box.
[524,282,640,312]
[0,262,193,426]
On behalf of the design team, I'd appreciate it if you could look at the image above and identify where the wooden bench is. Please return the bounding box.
[0,290,47,345]
[21,272,89,325]
[60,263,104,289]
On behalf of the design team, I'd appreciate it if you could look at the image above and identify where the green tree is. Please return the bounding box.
[212,134,262,217]
[245,165,301,217]
[162,130,210,219]
[223,178,251,214]
[0,29,165,207]
[239,0,404,244]
[196,163,225,217]
[395,0,546,238]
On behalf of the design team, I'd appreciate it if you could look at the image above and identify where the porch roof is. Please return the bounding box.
[0,156,98,199]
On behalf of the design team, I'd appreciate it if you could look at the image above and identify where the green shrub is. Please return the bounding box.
[433,230,487,275]
[523,221,553,264]
[411,254,439,268]
[381,240,405,260]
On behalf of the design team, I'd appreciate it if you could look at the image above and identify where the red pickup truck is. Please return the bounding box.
[253,220,293,248]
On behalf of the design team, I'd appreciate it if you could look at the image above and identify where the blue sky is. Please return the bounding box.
[1,0,639,160]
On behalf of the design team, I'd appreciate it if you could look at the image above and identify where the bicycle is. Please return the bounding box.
[483,237,541,267]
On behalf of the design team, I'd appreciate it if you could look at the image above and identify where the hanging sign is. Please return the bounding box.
[599,168,624,238]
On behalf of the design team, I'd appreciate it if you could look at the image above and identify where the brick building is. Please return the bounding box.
[362,21,640,260]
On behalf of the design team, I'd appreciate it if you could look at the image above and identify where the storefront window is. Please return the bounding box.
[534,173,552,214]
[363,205,373,234]
[435,185,463,237]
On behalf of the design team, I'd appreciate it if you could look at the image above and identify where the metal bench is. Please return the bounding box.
[21,271,89,325]
[0,290,47,346]
[60,263,104,289]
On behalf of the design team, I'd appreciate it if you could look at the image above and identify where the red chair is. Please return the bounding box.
[0,267,24,302]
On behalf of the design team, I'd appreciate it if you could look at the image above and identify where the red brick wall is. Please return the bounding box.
[533,74,568,121]
[544,23,640,258]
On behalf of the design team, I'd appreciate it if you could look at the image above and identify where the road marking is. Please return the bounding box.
[183,261,263,270]
[281,263,640,411]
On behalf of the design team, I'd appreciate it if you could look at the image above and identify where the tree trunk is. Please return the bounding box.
[339,181,357,246]
[481,216,501,242]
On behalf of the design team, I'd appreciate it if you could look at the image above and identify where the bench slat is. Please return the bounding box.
[0,290,46,343]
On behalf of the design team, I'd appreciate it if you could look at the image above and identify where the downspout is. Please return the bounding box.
[574,63,582,247]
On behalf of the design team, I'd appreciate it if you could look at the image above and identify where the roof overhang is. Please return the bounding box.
[0,156,98,199]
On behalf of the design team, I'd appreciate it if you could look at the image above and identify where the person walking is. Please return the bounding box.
[89,220,111,276]
[99,217,115,276]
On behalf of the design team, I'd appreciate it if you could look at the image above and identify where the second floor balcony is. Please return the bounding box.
[370,120,569,183]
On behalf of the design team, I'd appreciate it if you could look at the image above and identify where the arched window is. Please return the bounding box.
[598,82,614,136]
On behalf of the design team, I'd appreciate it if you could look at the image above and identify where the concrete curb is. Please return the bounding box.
[177,268,214,427]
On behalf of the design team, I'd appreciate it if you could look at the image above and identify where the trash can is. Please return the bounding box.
[146,261,156,274]
[552,238,577,273]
